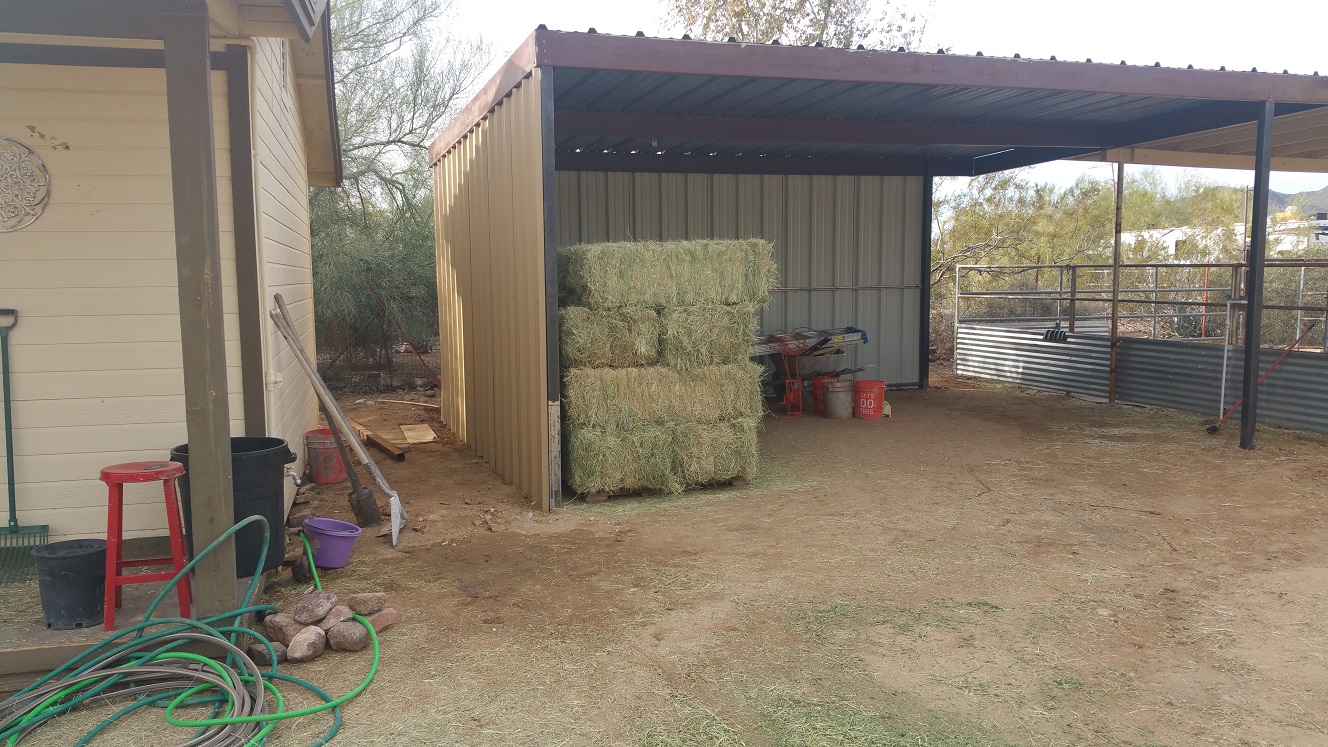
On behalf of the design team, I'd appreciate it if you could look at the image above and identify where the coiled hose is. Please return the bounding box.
[0,515,379,746]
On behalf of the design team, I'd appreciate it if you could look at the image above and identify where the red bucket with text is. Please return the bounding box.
[811,375,837,415]
[854,380,887,420]
[304,429,347,484]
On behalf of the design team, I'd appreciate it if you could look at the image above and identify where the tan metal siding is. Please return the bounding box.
[432,72,549,505]
[556,173,925,386]
[0,63,243,540]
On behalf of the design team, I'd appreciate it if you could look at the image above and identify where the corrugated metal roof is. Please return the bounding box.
[429,28,1328,175]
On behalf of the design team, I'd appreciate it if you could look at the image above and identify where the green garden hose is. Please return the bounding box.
[0,515,380,746]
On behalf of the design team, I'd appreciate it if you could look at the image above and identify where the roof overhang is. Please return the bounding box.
[429,29,1328,176]
[291,17,342,186]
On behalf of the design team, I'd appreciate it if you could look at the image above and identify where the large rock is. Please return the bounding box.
[247,641,287,666]
[286,626,327,663]
[261,613,303,646]
[326,621,371,652]
[317,605,354,631]
[366,608,398,633]
[292,591,339,624]
[346,592,387,616]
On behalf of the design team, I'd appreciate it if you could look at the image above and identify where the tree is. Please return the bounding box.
[665,0,933,49]
[312,0,489,376]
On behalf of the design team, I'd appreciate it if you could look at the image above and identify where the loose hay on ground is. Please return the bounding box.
[660,304,757,370]
[560,306,661,368]
[563,364,764,430]
[559,239,776,309]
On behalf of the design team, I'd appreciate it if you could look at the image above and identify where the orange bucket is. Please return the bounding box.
[854,379,887,420]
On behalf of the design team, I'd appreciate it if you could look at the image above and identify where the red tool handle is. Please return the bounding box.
[1214,321,1319,427]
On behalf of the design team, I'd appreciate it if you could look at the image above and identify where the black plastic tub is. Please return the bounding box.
[33,539,106,630]
[171,437,295,578]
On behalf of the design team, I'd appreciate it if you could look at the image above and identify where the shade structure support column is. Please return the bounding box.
[1239,100,1277,450]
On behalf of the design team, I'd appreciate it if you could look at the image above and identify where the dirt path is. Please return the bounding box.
[260,372,1327,746]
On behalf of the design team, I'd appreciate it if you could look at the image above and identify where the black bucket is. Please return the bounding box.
[33,540,106,630]
[171,437,295,578]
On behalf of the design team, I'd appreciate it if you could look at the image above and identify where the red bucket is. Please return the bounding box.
[304,429,347,484]
[811,375,837,415]
[854,380,887,420]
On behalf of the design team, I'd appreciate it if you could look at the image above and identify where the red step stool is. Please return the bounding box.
[101,461,192,631]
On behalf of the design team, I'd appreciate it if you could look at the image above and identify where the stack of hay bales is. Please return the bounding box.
[559,239,776,496]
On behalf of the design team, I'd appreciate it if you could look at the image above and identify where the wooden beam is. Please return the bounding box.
[159,1,235,617]
[221,45,267,438]
[1240,101,1277,450]
[205,0,241,35]
[0,0,176,39]
[348,419,408,462]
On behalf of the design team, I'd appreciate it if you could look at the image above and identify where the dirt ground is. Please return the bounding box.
[46,367,1325,745]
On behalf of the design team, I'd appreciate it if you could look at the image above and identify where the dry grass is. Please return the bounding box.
[567,426,681,495]
[558,239,776,309]
[563,364,763,430]
[659,304,758,371]
[560,306,662,368]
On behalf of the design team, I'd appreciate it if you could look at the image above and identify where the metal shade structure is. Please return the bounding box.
[430,29,1328,509]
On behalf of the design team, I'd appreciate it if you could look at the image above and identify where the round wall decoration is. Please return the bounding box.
[0,137,51,233]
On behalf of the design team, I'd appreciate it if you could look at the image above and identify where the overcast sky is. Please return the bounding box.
[445,0,1328,195]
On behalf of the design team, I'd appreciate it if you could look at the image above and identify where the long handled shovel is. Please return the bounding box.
[1207,321,1318,435]
[1,309,48,583]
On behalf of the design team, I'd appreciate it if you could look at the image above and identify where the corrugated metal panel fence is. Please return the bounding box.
[1116,337,1328,433]
[955,324,1328,434]
[955,325,1112,399]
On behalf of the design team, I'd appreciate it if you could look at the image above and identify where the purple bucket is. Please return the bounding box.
[303,517,363,569]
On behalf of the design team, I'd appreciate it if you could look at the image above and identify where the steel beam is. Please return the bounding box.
[539,69,562,511]
[554,109,1124,148]
[1239,101,1277,450]
[160,2,236,616]
[555,151,929,176]
[1109,161,1124,404]
[919,172,933,389]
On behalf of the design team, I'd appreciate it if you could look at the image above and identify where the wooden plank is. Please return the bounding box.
[348,418,408,461]
[399,424,437,444]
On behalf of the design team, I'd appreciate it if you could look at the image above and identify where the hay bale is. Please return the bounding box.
[659,304,757,370]
[559,239,776,309]
[566,426,681,495]
[560,306,661,368]
[673,419,759,486]
[563,364,763,430]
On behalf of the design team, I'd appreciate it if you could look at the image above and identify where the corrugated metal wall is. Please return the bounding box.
[1117,337,1328,434]
[556,172,925,386]
[433,71,549,504]
[954,326,1113,399]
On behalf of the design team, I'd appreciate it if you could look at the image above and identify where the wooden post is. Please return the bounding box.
[1239,101,1276,450]
[1108,161,1124,404]
[160,2,235,616]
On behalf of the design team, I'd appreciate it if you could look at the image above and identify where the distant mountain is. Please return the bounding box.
[1270,186,1328,216]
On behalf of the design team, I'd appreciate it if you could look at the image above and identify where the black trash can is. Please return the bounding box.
[33,539,106,630]
[171,437,295,578]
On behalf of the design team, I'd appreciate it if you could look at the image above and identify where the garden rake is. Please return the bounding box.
[1,309,47,582]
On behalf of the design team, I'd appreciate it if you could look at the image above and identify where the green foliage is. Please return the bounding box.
[311,0,489,371]
[664,0,934,49]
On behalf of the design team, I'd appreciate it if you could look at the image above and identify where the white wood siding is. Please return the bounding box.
[253,37,318,511]
[0,64,243,540]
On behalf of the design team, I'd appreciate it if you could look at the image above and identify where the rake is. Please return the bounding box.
[1,308,47,583]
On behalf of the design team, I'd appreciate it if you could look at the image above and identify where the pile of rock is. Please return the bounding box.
[252,591,397,665]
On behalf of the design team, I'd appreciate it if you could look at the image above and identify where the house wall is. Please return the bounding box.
[0,63,244,540]
[555,173,926,386]
[432,72,550,505]
[253,37,317,511]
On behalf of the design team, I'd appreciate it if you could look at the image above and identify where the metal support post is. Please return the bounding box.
[1067,266,1078,333]
[1239,101,1276,451]
[1108,162,1124,404]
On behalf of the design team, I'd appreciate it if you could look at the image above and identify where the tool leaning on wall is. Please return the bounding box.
[269,294,407,547]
